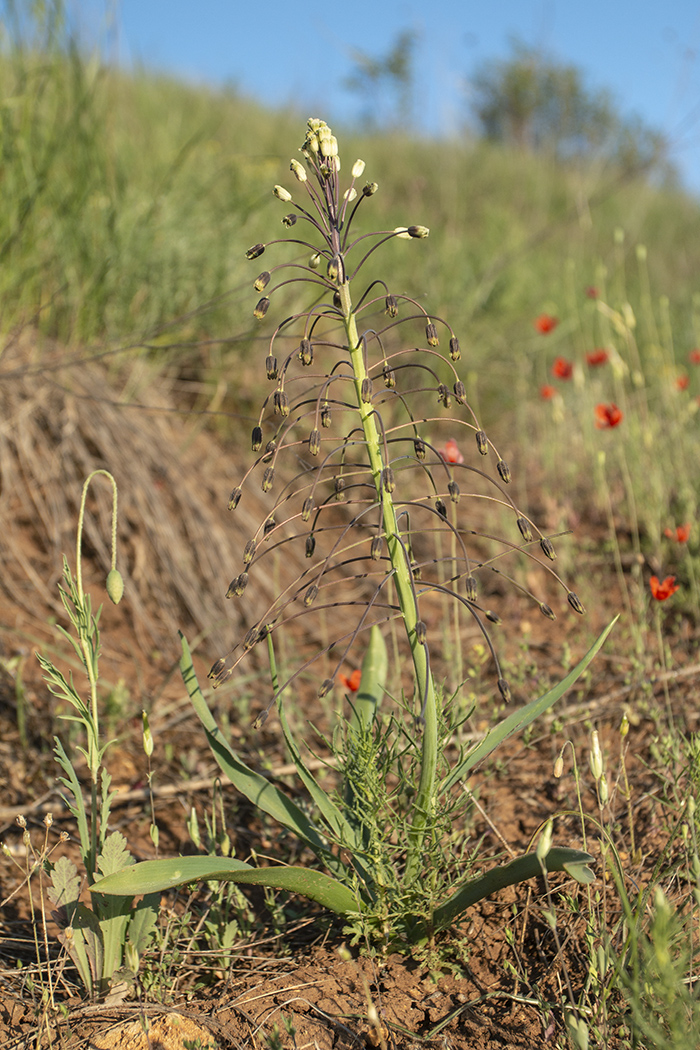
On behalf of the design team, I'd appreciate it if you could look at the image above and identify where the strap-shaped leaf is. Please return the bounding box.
[443,617,617,793]
[91,856,357,915]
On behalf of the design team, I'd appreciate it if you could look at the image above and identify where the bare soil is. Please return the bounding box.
[1,344,698,1049]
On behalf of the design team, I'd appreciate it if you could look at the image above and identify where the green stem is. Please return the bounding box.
[339,280,437,885]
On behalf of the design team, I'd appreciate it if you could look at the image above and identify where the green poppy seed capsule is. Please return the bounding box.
[318,678,334,698]
[426,322,439,346]
[246,243,265,260]
[243,627,259,650]
[304,584,319,606]
[415,620,428,645]
[262,467,275,492]
[208,657,226,679]
[449,336,461,362]
[243,539,257,565]
[567,591,585,615]
[251,426,263,452]
[497,460,511,484]
[385,294,398,318]
[282,213,297,227]
[383,364,396,388]
[435,498,447,519]
[305,534,315,558]
[465,576,477,602]
[454,380,466,404]
[485,610,502,624]
[361,377,372,403]
[228,487,242,510]
[262,439,276,462]
[302,497,314,521]
[448,481,460,503]
[263,515,275,535]
[476,430,488,455]
[254,271,270,292]
[362,181,378,196]
[321,403,332,428]
[408,225,429,238]
[370,536,383,560]
[382,467,395,493]
[437,384,451,408]
[106,568,124,605]
[498,678,512,703]
[254,297,270,319]
[516,516,533,542]
[273,185,292,202]
[298,337,313,365]
[265,355,278,380]
[308,429,321,456]
[414,437,426,460]
[274,390,289,416]
[540,537,556,561]
[539,602,556,620]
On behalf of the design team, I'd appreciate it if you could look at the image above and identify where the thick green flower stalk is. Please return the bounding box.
[212,118,584,884]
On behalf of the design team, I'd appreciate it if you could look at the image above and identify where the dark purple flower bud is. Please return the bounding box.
[243,627,260,650]
[435,498,447,519]
[228,487,242,511]
[383,364,396,388]
[516,516,533,542]
[370,536,383,560]
[282,213,297,227]
[263,439,276,462]
[254,271,270,292]
[304,584,319,606]
[412,561,422,580]
[453,381,466,404]
[243,539,257,565]
[305,534,316,558]
[318,678,334,697]
[465,576,477,602]
[321,403,332,428]
[539,603,556,620]
[497,460,511,484]
[498,678,512,703]
[263,515,276,535]
[408,225,429,238]
[449,336,461,362]
[251,426,263,452]
[382,467,395,493]
[302,497,314,521]
[567,592,585,615]
[362,182,378,196]
[262,467,275,492]
[226,573,248,598]
[208,657,226,679]
[335,475,345,499]
[385,295,398,318]
[485,610,502,624]
[540,537,556,561]
[415,620,428,645]
[414,437,426,460]
[274,390,289,416]
[308,429,321,455]
[246,243,265,260]
[448,481,460,503]
[265,356,278,381]
[426,322,439,347]
[361,377,373,403]
[298,338,313,365]
[254,297,270,319]
[475,430,488,455]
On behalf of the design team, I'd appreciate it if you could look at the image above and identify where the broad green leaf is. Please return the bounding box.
[91,856,358,915]
[431,847,596,933]
[180,634,334,864]
[443,617,617,792]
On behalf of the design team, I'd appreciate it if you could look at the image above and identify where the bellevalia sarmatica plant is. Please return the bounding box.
[95,119,615,948]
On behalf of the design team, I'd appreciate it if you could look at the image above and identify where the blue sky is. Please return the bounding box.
[86,0,700,193]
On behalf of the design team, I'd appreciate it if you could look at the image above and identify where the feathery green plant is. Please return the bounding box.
[94,119,614,949]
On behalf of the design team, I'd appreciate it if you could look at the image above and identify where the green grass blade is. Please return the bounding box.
[432,847,596,932]
[348,625,388,735]
[91,857,358,915]
[179,634,336,864]
[443,617,618,793]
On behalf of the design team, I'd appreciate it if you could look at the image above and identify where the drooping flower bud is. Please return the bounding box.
[385,294,398,318]
[302,497,314,521]
[265,355,278,380]
[498,678,512,703]
[274,390,289,416]
[414,437,426,460]
[516,516,533,542]
[243,539,257,565]
[435,498,447,519]
[254,271,270,292]
[449,336,461,362]
[254,297,270,319]
[305,534,315,558]
[437,384,451,408]
[453,381,466,404]
[298,338,313,365]
[106,568,124,605]
[448,481,460,503]
[282,213,297,227]
[539,603,556,620]
[309,252,321,269]
[540,537,556,560]
[304,584,319,606]
[370,536,383,560]
[226,573,248,598]
[426,322,439,346]
[246,243,265,260]
[415,620,427,645]
[475,430,488,455]
[228,487,242,510]
[251,425,263,451]
[408,225,429,238]
[262,467,275,492]
[383,365,396,388]
[497,460,511,484]
[263,515,275,535]
[567,591,585,615]
[362,182,378,196]
[465,576,477,602]
[290,158,307,182]
[382,467,395,493]
[361,377,372,403]
[308,429,321,456]
[273,185,292,202]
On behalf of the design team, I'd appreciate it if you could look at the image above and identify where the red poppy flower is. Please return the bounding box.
[594,403,623,428]
[438,438,464,465]
[664,523,691,543]
[338,669,361,692]
[676,374,690,391]
[552,357,573,380]
[540,384,556,400]
[535,314,558,334]
[586,349,609,367]
[650,575,680,601]
[689,349,700,365]
[585,286,599,299]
